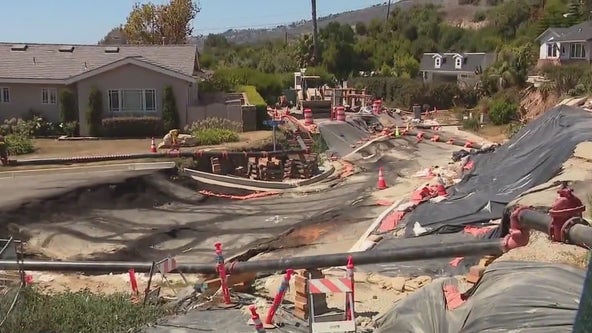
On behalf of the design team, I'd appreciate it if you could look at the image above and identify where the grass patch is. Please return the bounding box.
[2,287,167,333]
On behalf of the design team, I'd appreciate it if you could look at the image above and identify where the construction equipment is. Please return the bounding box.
[288,71,332,115]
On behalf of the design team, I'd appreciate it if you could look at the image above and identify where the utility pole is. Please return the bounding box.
[311,0,319,65]
[386,0,392,22]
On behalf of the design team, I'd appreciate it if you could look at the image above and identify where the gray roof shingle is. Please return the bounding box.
[553,21,592,42]
[0,43,199,80]
[419,52,496,73]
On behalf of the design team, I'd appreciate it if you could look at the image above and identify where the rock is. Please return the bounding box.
[404,276,432,291]
[390,277,406,292]
[367,234,383,243]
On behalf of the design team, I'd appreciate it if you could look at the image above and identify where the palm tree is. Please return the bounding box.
[311,0,319,65]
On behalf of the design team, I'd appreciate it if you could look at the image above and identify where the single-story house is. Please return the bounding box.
[0,43,202,135]
[535,21,592,67]
[419,52,496,87]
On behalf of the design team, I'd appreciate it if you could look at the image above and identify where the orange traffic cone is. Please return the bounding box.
[150,137,157,153]
[377,167,388,190]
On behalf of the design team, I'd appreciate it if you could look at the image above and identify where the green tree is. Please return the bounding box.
[162,85,180,131]
[355,22,367,35]
[86,88,103,137]
[123,0,198,44]
[392,54,420,78]
[59,89,77,123]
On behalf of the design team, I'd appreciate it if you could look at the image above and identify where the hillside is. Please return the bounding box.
[192,0,492,46]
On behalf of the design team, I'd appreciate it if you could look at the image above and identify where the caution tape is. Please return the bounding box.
[199,190,280,200]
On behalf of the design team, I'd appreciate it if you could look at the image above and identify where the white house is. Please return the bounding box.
[535,21,592,67]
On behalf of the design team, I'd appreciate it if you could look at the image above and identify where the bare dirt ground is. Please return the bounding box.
[25,131,273,159]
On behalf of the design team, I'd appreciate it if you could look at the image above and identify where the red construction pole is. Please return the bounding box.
[128,268,138,295]
[265,268,294,325]
[214,242,231,304]
[345,256,355,320]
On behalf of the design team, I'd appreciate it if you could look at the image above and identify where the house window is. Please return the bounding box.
[547,43,558,58]
[455,57,462,69]
[108,89,157,113]
[570,43,586,59]
[434,57,442,68]
[0,87,9,103]
[41,88,57,105]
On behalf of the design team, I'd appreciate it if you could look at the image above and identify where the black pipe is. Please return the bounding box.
[0,240,504,274]
[518,209,592,248]
[12,149,308,167]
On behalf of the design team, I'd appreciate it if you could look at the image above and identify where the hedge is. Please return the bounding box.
[348,77,478,109]
[238,85,269,130]
[101,117,164,138]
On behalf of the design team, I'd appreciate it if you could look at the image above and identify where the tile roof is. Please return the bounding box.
[0,43,199,80]
[419,52,496,73]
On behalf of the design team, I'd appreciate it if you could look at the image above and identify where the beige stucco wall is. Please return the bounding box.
[75,64,193,136]
[0,83,71,123]
[187,102,243,124]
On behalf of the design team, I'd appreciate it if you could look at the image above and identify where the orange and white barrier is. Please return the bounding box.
[308,276,356,333]
[304,108,314,125]
[336,106,346,121]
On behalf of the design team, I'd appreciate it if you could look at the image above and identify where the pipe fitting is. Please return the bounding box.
[502,206,531,252]
[549,186,586,242]
[561,217,589,244]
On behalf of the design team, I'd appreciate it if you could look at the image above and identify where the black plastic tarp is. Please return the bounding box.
[374,261,584,333]
[400,105,592,237]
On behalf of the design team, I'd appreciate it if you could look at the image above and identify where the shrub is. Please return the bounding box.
[348,77,468,109]
[209,67,284,104]
[462,117,480,131]
[101,117,164,138]
[0,118,35,155]
[1,287,166,333]
[5,133,35,155]
[162,85,180,132]
[87,87,103,137]
[59,89,77,123]
[489,100,517,125]
[238,85,268,130]
[192,128,240,146]
[60,121,78,137]
[185,117,243,133]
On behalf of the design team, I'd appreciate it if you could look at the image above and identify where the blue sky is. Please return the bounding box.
[0,0,383,44]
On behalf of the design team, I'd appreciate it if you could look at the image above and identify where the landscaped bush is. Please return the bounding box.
[208,67,284,104]
[192,128,240,146]
[185,117,243,133]
[1,287,166,333]
[101,117,164,138]
[162,85,180,132]
[489,100,518,125]
[185,117,241,146]
[238,85,268,130]
[87,87,103,137]
[59,89,78,123]
[349,77,471,109]
[0,118,35,155]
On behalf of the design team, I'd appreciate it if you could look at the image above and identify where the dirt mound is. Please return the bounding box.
[520,87,560,122]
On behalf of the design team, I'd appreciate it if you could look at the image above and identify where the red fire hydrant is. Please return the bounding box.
[548,186,586,242]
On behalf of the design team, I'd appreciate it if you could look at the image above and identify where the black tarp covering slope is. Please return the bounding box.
[374,261,584,333]
[401,105,592,237]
